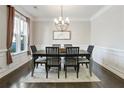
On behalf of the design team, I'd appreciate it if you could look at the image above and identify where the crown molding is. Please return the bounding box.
[90,5,112,21]
[13,5,35,20]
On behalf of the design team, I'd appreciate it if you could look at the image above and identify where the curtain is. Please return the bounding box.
[26,17,31,55]
[6,5,15,64]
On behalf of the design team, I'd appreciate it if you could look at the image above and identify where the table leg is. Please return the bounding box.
[31,58,35,77]
[89,57,93,76]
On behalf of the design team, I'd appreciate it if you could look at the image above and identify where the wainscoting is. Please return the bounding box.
[0,49,7,69]
[0,49,31,78]
[93,46,124,79]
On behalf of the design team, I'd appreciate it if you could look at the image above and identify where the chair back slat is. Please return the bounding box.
[46,47,59,55]
[66,47,79,57]
[52,44,61,48]
[64,44,72,48]
[66,47,79,54]
[87,45,94,55]
[30,45,37,53]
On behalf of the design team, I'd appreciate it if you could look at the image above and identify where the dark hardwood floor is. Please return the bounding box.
[0,61,124,88]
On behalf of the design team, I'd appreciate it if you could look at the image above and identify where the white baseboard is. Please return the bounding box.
[95,61,124,79]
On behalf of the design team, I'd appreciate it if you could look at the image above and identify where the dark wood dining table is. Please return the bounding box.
[31,49,93,76]
[33,49,90,57]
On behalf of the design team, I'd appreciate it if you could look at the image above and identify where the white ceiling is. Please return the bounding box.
[19,5,105,21]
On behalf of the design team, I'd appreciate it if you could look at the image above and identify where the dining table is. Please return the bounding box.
[31,48,93,77]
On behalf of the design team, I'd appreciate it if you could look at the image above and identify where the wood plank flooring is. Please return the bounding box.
[0,61,124,88]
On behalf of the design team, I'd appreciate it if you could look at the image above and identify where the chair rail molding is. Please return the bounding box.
[0,49,7,54]
[93,45,124,79]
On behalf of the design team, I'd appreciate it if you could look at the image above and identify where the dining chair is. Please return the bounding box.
[52,44,61,48]
[46,47,61,78]
[79,45,94,68]
[64,47,79,78]
[30,45,46,76]
[64,44,72,48]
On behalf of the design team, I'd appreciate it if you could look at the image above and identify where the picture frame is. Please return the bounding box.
[53,31,71,40]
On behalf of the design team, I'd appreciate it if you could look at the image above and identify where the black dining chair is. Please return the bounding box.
[46,47,61,78]
[52,44,61,48]
[30,45,46,76]
[79,45,94,68]
[64,44,72,48]
[64,47,79,78]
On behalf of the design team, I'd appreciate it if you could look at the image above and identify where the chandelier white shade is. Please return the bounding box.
[54,6,70,31]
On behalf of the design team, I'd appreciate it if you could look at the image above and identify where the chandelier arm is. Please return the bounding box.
[61,5,63,18]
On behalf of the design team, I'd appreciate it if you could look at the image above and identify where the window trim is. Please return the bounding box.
[11,11,28,55]
[11,50,28,56]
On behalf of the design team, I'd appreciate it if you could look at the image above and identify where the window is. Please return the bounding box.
[11,12,28,54]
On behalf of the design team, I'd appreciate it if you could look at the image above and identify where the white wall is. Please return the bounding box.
[32,20,91,50]
[0,6,7,50]
[0,6,7,69]
[91,6,124,50]
[91,6,124,79]
[0,5,32,78]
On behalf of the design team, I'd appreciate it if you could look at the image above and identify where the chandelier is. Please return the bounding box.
[54,6,70,31]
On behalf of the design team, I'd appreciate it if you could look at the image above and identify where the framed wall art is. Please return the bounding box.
[53,31,71,40]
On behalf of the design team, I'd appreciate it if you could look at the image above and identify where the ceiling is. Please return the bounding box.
[19,5,105,21]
